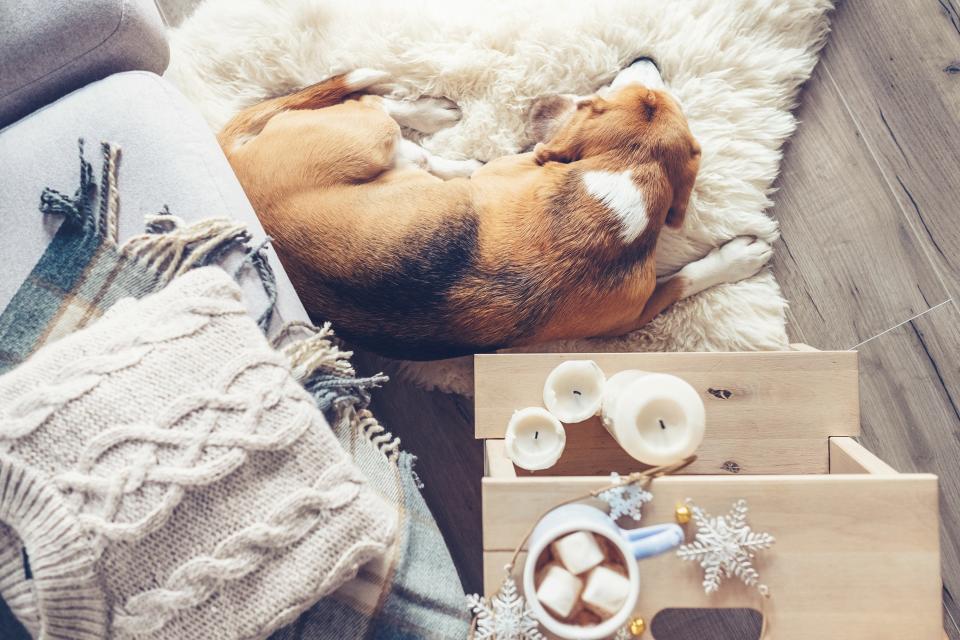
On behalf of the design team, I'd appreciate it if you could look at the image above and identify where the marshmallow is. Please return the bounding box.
[581,564,632,618]
[551,531,606,575]
[535,564,583,620]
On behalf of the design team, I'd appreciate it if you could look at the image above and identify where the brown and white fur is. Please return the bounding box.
[219,60,772,360]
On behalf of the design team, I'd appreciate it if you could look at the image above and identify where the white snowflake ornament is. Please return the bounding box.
[467,574,545,640]
[677,498,775,595]
[598,472,653,521]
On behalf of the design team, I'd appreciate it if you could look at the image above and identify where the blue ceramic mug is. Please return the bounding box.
[522,503,683,639]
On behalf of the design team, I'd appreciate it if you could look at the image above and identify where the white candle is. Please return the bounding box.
[601,371,705,465]
[542,360,606,423]
[505,407,566,470]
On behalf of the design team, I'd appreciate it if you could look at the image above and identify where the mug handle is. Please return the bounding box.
[622,523,685,560]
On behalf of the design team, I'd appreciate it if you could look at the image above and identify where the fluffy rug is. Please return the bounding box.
[167,0,833,395]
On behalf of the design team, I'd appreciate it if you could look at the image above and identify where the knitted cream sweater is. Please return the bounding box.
[0,268,396,639]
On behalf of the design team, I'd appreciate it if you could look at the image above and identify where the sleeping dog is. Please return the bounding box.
[219,60,772,360]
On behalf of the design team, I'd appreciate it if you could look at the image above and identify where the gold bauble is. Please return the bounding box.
[675,502,692,524]
[629,616,647,636]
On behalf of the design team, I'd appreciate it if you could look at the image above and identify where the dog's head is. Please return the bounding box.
[530,66,700,229]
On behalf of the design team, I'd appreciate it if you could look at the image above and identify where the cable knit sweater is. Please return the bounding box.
[0,268,396,639]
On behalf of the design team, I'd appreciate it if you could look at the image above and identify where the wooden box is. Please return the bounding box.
[477,347,943,639]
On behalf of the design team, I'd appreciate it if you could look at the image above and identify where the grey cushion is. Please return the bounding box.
[0,71,308,327]
[0,0,169,128]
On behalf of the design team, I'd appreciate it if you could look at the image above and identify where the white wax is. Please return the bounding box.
[542,360,606,423]
[505,407,566,471]
[601,371,705,465]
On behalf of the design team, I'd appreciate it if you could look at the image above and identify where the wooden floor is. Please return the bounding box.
[358,1,960,637]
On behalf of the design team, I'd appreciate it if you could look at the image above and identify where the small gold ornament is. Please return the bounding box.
[675,502,692,524]
[629,616,647,636]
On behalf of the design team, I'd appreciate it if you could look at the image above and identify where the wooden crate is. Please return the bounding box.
[477,347,943,639]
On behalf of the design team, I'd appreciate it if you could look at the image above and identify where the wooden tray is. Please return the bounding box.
[477,346,943,639]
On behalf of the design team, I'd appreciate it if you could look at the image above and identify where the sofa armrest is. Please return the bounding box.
[0,0,169,128]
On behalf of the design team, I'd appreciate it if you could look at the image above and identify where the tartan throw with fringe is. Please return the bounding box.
[0,141,470,640]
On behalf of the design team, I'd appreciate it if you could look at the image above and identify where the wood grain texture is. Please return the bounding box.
[815,0,960,304]
[475,351,858,474]
[769,60,950,351]
[855,301,960,638]
[475,351,860,438]
[769,2,960,634]
[482,474,941,639]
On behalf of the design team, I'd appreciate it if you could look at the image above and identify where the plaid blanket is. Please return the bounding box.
[0,142,469,639]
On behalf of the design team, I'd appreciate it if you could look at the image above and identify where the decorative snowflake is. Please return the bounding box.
[677,498,774,595]
[614,626,633,640]
[467,574,545,640]
[598,472,653,521]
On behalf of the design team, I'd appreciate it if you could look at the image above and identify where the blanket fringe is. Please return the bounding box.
[277,322,399,461]
[120,214,251,284]
[39,139,119,241]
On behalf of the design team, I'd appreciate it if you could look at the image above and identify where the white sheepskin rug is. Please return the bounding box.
[167,0,833,395]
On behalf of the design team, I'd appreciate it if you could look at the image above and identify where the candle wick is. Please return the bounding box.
[573,390,582,396]
[535,431,539,440]
[659,420,666,430]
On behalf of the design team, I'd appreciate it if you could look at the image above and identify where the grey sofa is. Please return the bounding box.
[0,0,309,326]
[0,0,334,636]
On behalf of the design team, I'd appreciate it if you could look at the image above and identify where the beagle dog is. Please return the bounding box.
[219,60,772,360]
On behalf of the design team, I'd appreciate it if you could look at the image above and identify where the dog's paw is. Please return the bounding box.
[714,236,773,282]
[407,97,462,133]
[679,236,772,297]
[386,96,462,133]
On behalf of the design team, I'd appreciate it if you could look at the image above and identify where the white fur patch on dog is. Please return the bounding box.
[582,170,648,243]
[344,68,391,91]
[168,0,832,394]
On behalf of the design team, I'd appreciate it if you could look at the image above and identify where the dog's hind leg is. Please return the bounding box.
[219,69,391,153]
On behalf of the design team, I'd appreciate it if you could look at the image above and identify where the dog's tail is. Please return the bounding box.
[218,68,390,153]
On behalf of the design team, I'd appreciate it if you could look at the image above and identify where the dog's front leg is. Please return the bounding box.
[603,236,773,335]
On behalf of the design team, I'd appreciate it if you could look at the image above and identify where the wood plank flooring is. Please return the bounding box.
[771,1,960,637]
[357,1,960,638]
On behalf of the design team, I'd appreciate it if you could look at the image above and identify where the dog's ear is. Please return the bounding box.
[665,175,692,228]
[658,132,700,229]
[532,97,609,165]
[528,94,577,144]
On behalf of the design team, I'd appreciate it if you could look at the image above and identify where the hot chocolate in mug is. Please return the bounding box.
[523,503,684,639]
